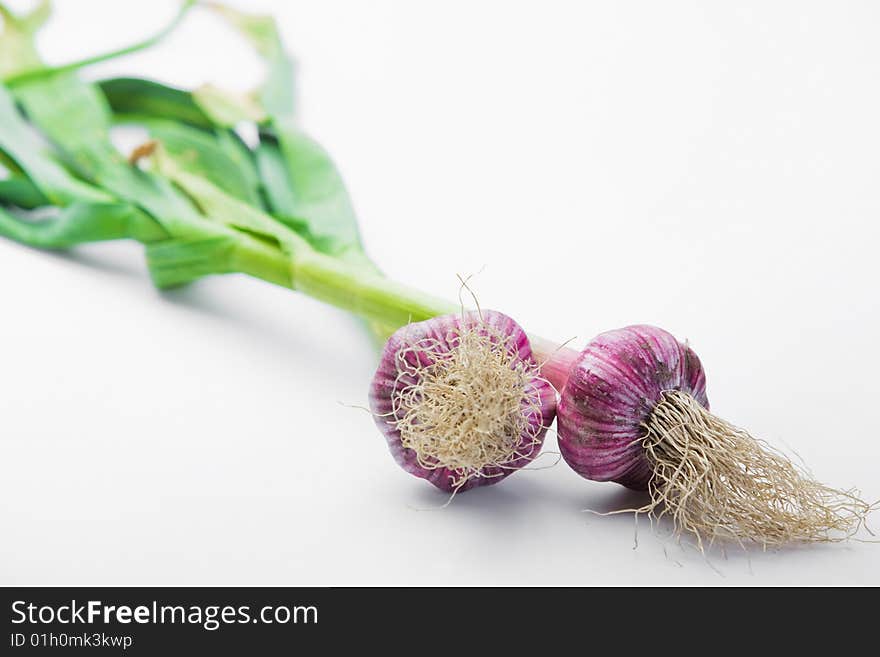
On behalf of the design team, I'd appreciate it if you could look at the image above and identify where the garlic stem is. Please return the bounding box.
[232,234,579,379]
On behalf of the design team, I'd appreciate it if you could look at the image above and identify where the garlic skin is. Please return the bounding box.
[557,325,707,489]
[370,310,557,492]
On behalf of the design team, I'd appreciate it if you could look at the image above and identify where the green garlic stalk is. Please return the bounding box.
[0,1,574,371]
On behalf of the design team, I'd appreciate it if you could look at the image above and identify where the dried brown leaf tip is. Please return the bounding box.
[128,139,159,165]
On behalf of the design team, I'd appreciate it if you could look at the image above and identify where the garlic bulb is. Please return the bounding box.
[557,325,707,489]
[557,325,874,547]
[370,310,557,492]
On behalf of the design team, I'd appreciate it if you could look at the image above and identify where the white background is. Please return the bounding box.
[2,0,879,585]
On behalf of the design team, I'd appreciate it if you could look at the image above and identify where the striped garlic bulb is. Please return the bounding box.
[557,325,707,489]
[556,324,874,547]
[370,310,556,492]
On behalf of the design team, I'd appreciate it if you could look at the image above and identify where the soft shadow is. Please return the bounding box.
[39,244,148,280]
[403,476,561,533]
[157,280,375,373]
[408,477,535,513]
[583,485,651,514]
[702,532,861,566]
[39,240,377,378]
[575,485,865,575]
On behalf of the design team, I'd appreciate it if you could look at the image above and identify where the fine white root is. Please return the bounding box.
[636,390,877,550]
[391,321,546,489]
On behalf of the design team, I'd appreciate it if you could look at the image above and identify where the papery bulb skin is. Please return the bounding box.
[370,310,557,492]
[557,325,708,490]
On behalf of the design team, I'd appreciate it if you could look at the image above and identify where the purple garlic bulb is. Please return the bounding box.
[557,325,707,490]
[370,310,557,492]
[557,324,875,547]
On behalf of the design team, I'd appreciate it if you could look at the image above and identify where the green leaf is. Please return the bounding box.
[267,123,364,257]
[254,139,310,232]
[100,78,266,207]
[0,176,49,208]
[0,1,48,79]
[100,77,266,129]
[4,1,196,85]
[126,115,263,207]
[1,0,295,293]
[0,201,164,248]
[99,77,214,129]
[153,147,308,255]
[0,83,111,205]
[100,77,266,208]
[209,3,391,342]
[18,0,51,33]
[192,83,267,127]
[0,11,236,267]
[11,65,300,298]
[13,73,112,152]
[209,5,367,259]
[12,74,211,238]
[204,2,294,117]
[97,72,366,261]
